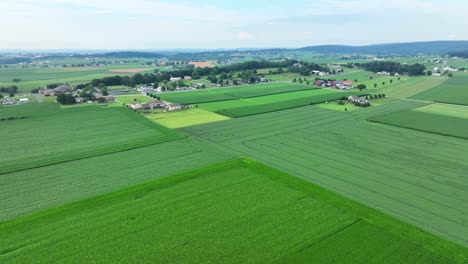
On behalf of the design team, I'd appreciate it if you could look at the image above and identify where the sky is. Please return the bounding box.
[0,0,467,50]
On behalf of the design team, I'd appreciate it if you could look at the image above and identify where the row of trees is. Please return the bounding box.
[0,86,18,96]
[56,93,76,105]
[355,61,426,76]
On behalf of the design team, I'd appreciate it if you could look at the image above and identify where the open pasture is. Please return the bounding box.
[145,108,230,128]
[0,103,182,175]
[116,94,153,104]
[183,101,468,247]
[1,159,464,263]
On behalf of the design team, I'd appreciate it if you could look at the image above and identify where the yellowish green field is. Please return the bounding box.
[387,77,446,98]
[144,108,229,128]
[413,103,468,119]
[116,95,153,104]
[315,102,361,112]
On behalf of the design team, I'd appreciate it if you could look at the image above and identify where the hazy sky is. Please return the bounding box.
[1,0,467,50]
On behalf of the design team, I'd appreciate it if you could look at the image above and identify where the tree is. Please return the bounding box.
[382,81,386,86]
[426,71,432,76]
[390,79,393,84]
[448,73,454,77]
[12,78,21,83]
[293,78,297,83]
[357,84,366,91]
[374,83,378,88]
[0,93,3,99]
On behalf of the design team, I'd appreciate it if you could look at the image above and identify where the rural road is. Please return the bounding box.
[33,94,43,103]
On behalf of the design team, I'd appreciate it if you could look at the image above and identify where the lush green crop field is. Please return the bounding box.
[216,91,360,117]
[0,138,234,221]
[386,77,445,98]
[414,103,468,119]
[183,101,468,247]
[0,103,182,174]
[145,108,229,128]
[159,83,315,104]
[199,89,338,112]
[2,160,464,263]
[368,109,468,139]
[411,76,468,105]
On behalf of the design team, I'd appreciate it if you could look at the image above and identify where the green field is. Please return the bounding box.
[0,103,182,174]
[411,76,468,105]
[145,108,230,128]
[183,101,468,247]
[1,159,464,263]
[414,103,468,118]
[216,91,360,117]
[115,94,153,104]
[368,109,468,139]
[159,83,315,104]
[199,89,338,112]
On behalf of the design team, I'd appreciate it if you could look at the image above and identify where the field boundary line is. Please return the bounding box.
[0,137,186,176]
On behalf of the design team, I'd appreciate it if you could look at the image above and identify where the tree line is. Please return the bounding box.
[354,61,426,76]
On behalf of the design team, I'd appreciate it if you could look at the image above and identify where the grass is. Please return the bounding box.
[315,101,361,112]
[1,159,465,263]
[115,94,153,104]
[0,103,183,175]
[216,91,361,117]
[414,103,468,119]
[387,77,445,98]
[368,109,468,140]
[183,101,468,247]
[411,76,468,105]
[144,108,229,128]
[159,83,315,104]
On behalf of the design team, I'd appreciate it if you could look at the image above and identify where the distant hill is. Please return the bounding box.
[95,51,165,58]
[298,41,468,55]
[448,50,468,58]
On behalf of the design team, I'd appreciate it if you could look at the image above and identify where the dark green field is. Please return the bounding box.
[368,109,468,139]
[411,76,468,105]
[216,91,360,117]
[2,159,464,263]
[159,83,315,104]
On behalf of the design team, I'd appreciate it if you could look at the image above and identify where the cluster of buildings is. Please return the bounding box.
[128,99,184,112]
[314,79,354,90]
[38,84,72,96]
[376,71,399,76]
[1,97,29,105]
[348,95,369,105]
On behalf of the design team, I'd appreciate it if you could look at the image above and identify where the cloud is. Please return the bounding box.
[86,10,113,14]
[238,32,253,41]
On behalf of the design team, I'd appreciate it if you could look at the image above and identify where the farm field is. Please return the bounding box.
[199,89,338,112]
[315,101,361,112]
[145,108,230,128]
[0,138,234,221]
[413,103,468,118]
[1,159,464,263]
[159,83,315,104]
[386,77,445,98]
[0,103,182,175]
[183,101,468,247]
[115,94,153,104]
[368,109,468,139]
[216,91,360,117]
[411,76,468,105]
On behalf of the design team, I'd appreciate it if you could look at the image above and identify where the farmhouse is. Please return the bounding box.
[166,103,182,111]
[138,86,155,94]
[348,95,368,104]
[336,80,353,90]
[39,89,56,96]
[377,71,391,76]
[1,98,15,105]
[94,95,115,103]
[54,85,72,93]
[170,77,182,82]
[184,76,192,80]
[443,66,459,72]
[19,98,29,103]
[130,100,167,110]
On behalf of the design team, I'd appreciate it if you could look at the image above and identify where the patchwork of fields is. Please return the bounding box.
[0,103,182,174]
[2,68,468,263]
[369,107,468,139]
[183,101,468,247]
[411,75,468,105]
[1,160,464,263]
[159,83,316,104]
